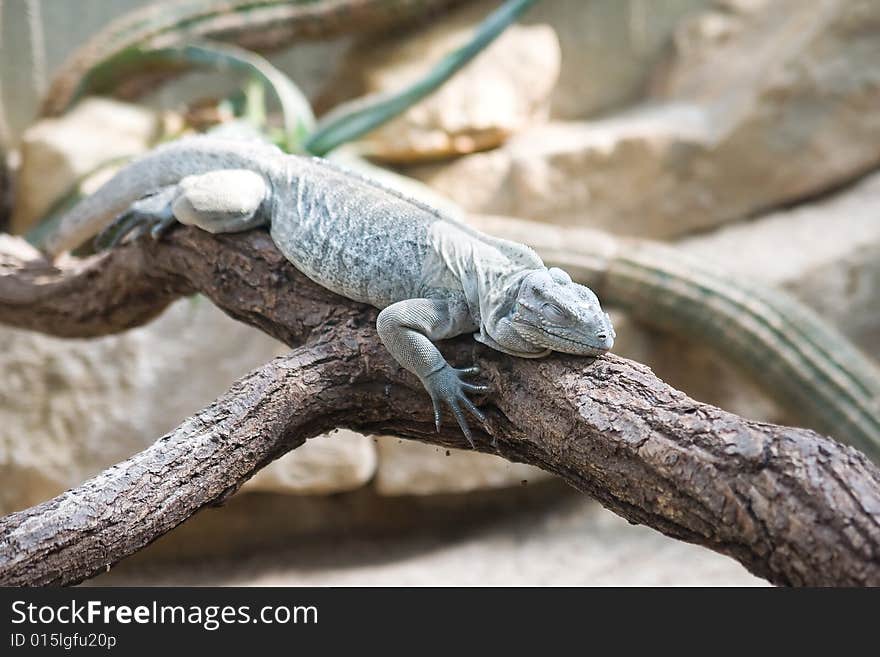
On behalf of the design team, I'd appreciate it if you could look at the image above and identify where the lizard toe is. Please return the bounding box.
[95,211,138,250]
[448,399,476,450]
[457,393,486,424]
[429,394,443,434]
[461,382,491,394]
[150,214,178,240]
[423,364,489,449]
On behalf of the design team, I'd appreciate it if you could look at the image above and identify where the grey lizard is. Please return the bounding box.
[46,136,616,445]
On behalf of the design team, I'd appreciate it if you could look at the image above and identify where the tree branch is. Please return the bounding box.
[0,230,878,586]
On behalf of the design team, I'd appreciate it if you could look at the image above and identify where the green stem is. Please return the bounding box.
[131,41,315,151]
[304,0,539,156]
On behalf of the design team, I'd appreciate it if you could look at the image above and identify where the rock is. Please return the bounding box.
[524,0,711,119]
[11,98,162,234]
[408,105,716,237]
[408,0,880,239]
[0,299,377,515]
[247,430,377,495]
[680,170,880,352]
[374,436,550,496]
[317,0,709,124]
[651,0,880,223]
[90,493,764,586]
[84,480,571,563]
[322,2,560,163]
[627,173,880,423]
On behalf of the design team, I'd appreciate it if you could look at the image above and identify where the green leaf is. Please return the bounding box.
[304,0,540,156]
[122,41,315,151]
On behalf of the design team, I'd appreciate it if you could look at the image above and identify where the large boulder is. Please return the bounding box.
[374,437,549,496]
[319,0,710,125]
[0,299,378,514]
[11,98,162,234]
[679,170,880,352]
[623,169,880,424]
[320,1,560,163]
[524,0,711,119]
[407,0,880,238]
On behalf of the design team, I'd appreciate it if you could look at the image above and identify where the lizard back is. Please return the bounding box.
[271,158,444,308]
[271,155,546,312]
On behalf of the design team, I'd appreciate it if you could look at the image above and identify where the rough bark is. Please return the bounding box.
[0,230,879,586]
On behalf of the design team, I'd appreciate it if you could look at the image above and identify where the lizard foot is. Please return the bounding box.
[423,364,490,449]
[94,192,178,251]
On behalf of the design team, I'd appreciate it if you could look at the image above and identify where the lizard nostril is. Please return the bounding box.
[596,333,607,340]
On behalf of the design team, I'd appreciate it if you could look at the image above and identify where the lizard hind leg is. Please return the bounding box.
[171,169,269,235]
[95,169,270,251]
[95,185,178,250]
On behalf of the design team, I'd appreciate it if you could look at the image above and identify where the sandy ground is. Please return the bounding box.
[88,493,766,587]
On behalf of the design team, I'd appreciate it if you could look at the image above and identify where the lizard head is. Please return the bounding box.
[508,268,615,356]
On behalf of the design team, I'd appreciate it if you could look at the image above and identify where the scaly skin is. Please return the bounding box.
[469,215,880,462]
[48,136,616,444]
[46,136,880,457]
[255,155,880,460]
[41,0,474,117]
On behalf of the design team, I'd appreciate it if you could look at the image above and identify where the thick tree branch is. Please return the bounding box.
[0,230,879,586]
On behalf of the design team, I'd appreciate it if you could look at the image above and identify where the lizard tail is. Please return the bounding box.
[43,136,283,256]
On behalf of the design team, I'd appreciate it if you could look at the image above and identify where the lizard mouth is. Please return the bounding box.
[516,324,610,355]
[543,332,609,354]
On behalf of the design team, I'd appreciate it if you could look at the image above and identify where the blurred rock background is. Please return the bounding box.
[2,0,878,586]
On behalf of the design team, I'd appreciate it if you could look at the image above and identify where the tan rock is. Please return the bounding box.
[652,0,880,221]
[409,106,715,237]
[631,173,880,423]
[317,0,710,124]
[408,0,880,239]
[680,170,880,351]
[0,299,377,514]
[247,430,377,495]
[90,494,764,586]
[374,436,549,496]
[11,98,161,234]
[327,2,559,163]
[525,0,711,119]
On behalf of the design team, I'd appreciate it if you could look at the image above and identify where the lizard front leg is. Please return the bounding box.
[377,298,489,448]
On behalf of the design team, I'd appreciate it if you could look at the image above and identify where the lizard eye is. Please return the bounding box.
[542,303,568,324]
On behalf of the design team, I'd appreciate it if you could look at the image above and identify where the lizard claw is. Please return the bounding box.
[94,210,140,250]
[424,364,490,449]
[94,190,178,251]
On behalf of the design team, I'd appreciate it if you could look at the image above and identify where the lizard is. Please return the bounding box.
[40,0,476,117]
[308,156,880,461]
[44,136,616,445]
[468,214,880,462]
